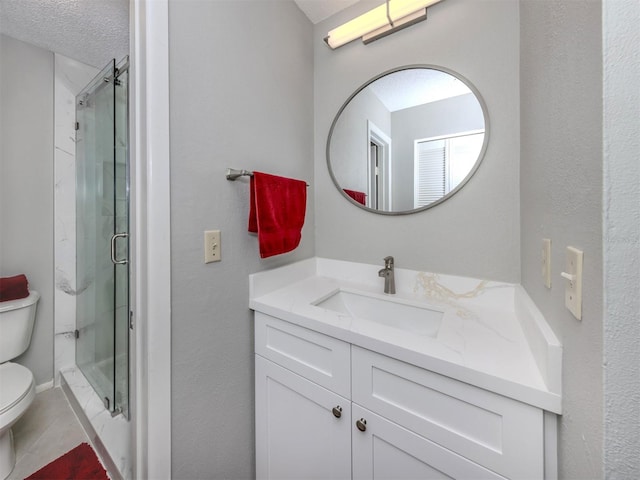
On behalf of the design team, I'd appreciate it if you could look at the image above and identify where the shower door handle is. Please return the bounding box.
[111,233,129,265]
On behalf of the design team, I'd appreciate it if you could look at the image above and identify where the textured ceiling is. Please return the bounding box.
[0,0,358,67]
[0,0,129,68]
[294,0,360,24]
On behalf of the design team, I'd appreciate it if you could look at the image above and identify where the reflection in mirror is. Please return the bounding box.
[327,66,489,214]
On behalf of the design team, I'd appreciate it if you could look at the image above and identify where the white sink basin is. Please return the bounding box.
[313,289,443,337]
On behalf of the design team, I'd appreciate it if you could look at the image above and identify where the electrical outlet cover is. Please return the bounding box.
[563,246,583,320]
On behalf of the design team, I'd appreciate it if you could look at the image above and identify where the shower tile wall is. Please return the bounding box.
[53,54,99,384]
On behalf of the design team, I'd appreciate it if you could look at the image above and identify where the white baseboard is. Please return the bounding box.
[35,379,55,393]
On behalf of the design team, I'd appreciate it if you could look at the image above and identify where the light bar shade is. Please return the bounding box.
[325,0,444,49]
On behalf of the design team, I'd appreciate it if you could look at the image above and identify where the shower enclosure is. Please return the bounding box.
[75,57,129,417]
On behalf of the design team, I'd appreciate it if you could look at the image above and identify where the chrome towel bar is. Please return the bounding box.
[226,168,254,180]
[226,168,309,186]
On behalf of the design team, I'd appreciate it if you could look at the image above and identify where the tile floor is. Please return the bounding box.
[8,387,89,480]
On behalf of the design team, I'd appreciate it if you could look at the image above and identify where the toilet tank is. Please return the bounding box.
[0,291,40,363]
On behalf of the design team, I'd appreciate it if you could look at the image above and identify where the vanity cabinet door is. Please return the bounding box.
[352,347,544,478]
[255,355,351,480]
[352,404,506,480]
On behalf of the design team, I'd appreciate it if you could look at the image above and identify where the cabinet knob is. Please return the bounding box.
[332,406,342,418]
[356,418,367,432]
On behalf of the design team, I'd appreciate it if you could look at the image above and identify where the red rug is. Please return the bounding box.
[25,442,109,480]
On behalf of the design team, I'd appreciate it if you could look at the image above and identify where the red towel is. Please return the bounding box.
[344,189,367,205]
[249,172,307,258]
[0,274,30,302]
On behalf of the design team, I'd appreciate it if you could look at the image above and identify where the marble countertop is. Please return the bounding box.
[249,257,562,414]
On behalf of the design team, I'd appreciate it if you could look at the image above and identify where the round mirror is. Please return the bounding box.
[327,65,489,214]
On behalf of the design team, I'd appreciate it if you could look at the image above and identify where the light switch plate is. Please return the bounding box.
[542,238,551,288]
[204,230,221,263]
[562,246,583,320]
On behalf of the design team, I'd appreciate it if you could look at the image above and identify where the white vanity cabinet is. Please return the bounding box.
[255,313,352,480]
[255,312,547,480]
[255,356,352,480]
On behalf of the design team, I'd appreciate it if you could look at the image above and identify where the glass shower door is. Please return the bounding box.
[76,58,129,417]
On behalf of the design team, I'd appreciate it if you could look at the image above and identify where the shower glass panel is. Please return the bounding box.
[76,57,129,417]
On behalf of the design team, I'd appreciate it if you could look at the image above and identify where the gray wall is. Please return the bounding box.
[314,0,520,282]
[603,0,640,476]
[520,1,603,478]
[168,1,314,477]
[0,34,54,386]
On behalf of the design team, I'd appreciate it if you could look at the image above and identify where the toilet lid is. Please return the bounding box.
[0,362,34,415]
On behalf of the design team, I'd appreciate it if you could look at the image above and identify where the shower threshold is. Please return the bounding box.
[60,366,131,479]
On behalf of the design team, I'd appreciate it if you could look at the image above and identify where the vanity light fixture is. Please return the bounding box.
[324,0,444,49]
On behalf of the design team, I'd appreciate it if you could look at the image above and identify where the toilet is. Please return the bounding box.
[0,291,39,480]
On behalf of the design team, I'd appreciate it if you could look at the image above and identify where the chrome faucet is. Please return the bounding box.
[378,256,396,294]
